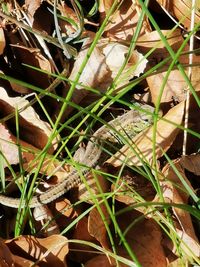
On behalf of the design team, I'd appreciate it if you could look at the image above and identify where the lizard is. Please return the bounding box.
[0,104,154,208]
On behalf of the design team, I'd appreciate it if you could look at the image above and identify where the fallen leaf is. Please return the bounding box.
[0,87,58,152]
[0,240,15,267]
[156,0,200,29]
[181,154,200,176]
[33,205,60,236]
[6,235,69,266]
[0,28,5,55]
[159,160,200,257]
[85,255,112,267]
[70,217,98,263]
[102,42,148,82]
[100,0,151,41]
[107,100,185,166]
[88,204,111,250]
[25,0,43,21]
[115,209,167,267]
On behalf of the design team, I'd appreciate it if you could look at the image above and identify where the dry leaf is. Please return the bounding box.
[102,43,148,81]
[25,0,43,21]
[0,87,58,152]
[0,28,5,55]
[159,160,200,257]
[0,123,19,167]
[136,29,183,49]
[33,205,60,236]
[100,0,151,41]
[85,255,112,267]
[88,204,111,250]
[6,235,69,266]
[147,67,200,105]
[12,254,38,267]
[50,198,78,230]
[107,100,184,166]
[181,154,200,175]
[111,170,156,211]
[156,0,200,29]
[0,240,15,267]
[115,210,167,267]
[70,217,98,263]
[9,45,52,93]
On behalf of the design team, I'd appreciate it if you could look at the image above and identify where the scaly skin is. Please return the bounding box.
[0,105,154,208]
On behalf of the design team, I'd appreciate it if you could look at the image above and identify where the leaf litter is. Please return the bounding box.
[0,1,200,266]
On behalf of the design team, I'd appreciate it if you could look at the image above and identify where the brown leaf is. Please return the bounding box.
[25,0,43,21]
[0,28,5,55]
[156,0,200,29]
[0,87,58,152]
[100,0,151,41]
[102,43,148,81]
[181,154,200,175]
[159,160,200,257]
[33,205,60,236]
[107,101,184,166]
[12,254,38,267]
[0,123,19,167]
[60,36,111,117]
[9,44,52,92]
[115,210,167,267]
[147,67,200,105]
[111,170,156,211]
[85,255,112,267]
[50,198,78,230]
[70,217,98,263]
[136,29,183,49]
[0,240,15,267]
[6,235,69,266]
[88,204,111,250]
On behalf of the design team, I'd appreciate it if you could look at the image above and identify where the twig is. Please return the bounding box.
[0,9,77,58]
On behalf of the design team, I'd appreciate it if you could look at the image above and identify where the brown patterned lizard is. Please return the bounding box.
[0,105,154,208]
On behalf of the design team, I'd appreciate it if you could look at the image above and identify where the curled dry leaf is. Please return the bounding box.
[0,239,15,267]
[33,205,60,236]
[63,36,147,117]
[69,35,111,94]
[181,154,200,175]
[24,0,43,22]
[8,45,52,93]
[51,198,78,230]
[85,255,112,267]
[0,28,5,55]
[88,204,111,250]
[159,159,200,258]
[12,255,38,267]
[0,123,19,167]
[0,87,58,152]
[6,235,69,267]
[107,100,185,167]
[102,42,148,82]
[115,211,167,267]
[136,29,183,49]
[156,0,200,29]
[70,217,98,263]
[99,0,151,41]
